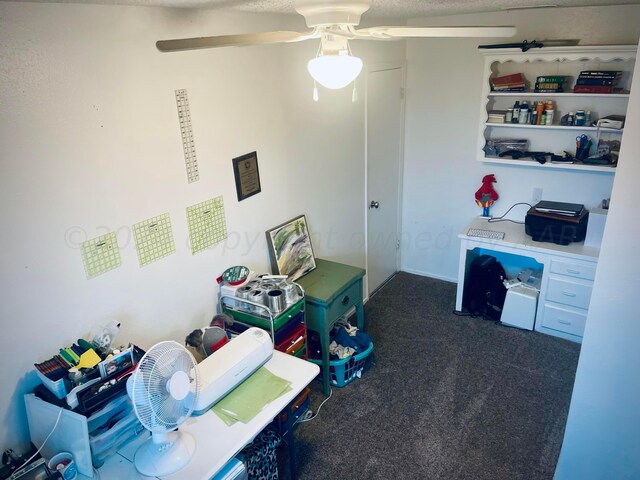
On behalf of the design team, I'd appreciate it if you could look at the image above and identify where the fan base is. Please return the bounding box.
[135,431,196,477]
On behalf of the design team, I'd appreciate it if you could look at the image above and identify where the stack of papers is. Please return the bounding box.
[212,367,292,425]
[487,110,507,123]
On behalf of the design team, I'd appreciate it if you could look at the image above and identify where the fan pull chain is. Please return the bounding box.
[347,41,358,102]
[312,41,322,102]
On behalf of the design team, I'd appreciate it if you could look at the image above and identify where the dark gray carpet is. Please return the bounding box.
[287,272,580,480]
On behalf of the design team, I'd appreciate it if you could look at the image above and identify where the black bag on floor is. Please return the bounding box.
[462,254,507,320]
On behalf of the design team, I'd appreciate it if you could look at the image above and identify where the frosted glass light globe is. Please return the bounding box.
[307,54,363,89]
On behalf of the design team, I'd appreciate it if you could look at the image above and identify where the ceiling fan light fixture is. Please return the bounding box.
[307,51,363,89]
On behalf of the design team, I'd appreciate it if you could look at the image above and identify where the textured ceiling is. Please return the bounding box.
[10,0,640,18]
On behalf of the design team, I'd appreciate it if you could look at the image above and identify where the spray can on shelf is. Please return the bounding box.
[585,111,592,126]
[536,101,545,125]
[512,100,520,123]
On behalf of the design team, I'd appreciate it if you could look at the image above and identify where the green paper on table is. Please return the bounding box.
[212,367,292,426]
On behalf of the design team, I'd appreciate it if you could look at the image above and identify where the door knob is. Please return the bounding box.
[369,201,380,209]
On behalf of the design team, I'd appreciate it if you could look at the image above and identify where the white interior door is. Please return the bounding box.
[366,65,404,295]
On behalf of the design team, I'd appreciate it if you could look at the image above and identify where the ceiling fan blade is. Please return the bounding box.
[156,30,317,52]
[354,26,517,39]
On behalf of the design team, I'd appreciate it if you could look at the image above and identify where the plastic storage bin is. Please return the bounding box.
[308,342,373,387]
[223,297,305,332]
[35,370,69,399]
[24,391,143,476]
[90,409,144,467]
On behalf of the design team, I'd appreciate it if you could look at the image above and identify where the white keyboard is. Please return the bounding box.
[467,228,505,240]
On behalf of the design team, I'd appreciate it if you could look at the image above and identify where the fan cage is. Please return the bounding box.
[131,340,199,432]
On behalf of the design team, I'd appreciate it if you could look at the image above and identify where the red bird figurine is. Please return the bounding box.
[475,174,499,217]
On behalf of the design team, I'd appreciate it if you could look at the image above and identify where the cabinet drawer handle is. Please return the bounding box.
[566,269,581,275]
[562,291,577,297]
[341,295,350,306]
[558,319,572,325]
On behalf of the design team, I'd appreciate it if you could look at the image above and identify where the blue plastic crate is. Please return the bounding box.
[308,342,373,387]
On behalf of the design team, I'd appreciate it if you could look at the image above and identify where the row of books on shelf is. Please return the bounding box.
[490,72,526,91]
[575,70,622,94]
[534,75,567,93]
[490,70,625,94]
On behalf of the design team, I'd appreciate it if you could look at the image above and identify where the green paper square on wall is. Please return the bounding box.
[81,232,122,279]
[186,196,227,255]
[133,213,176,267]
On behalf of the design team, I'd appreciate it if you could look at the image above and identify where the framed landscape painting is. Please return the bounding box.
[266,215,316,281]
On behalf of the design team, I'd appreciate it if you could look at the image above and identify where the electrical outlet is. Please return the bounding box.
[532,187,543,204]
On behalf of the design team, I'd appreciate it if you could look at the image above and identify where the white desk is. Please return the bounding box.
[91,351,319,480]
[457,218,600,342]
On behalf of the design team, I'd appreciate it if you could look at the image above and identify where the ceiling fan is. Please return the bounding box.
[157,0,516,93]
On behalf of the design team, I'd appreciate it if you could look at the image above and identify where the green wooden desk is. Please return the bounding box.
[297,258,366,395]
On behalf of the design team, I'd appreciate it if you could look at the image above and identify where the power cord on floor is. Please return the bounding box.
[12,408,63,473]
[296,387,332,425]
[453,309,501,324]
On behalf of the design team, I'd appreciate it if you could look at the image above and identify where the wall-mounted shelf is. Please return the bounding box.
[478,45,636,171]
[488,92,630,98]
[484,123,623,133]
[483,156,617,173]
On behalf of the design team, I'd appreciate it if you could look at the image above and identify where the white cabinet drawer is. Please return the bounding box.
[550,259,596,280]
[540,303,587,337]
[546,276,593,309]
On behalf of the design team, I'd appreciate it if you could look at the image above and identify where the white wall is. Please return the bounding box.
[283,35,406,269]
[554,38,640,480]
[401,6,640,281]
[0,3,403,451]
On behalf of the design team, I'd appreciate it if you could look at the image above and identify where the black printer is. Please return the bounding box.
[525,201,589,246]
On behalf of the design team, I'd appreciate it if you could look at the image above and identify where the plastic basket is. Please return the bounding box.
[308,342,373,388]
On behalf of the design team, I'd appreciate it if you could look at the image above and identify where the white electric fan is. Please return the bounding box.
[128,341,200,477]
